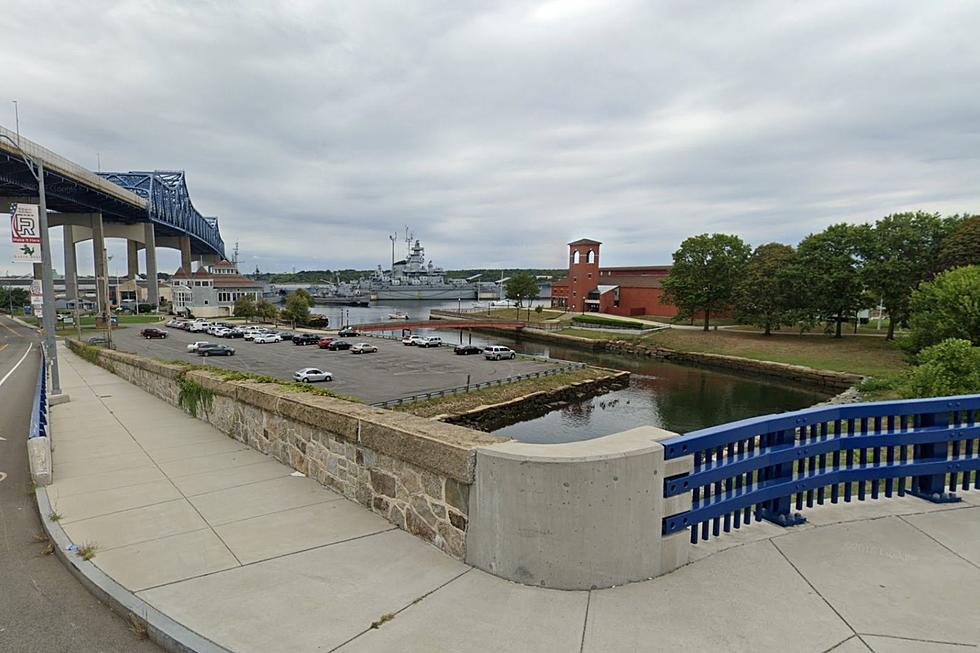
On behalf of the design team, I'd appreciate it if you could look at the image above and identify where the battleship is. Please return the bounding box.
[362,232,491,301]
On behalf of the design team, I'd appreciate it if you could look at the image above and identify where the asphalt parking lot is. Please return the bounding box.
[109,324,565,404]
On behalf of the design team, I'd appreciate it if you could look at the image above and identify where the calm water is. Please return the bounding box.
[315,300,830,443]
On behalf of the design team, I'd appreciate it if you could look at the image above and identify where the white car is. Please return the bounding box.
[416,336,442,348]
[293,367,333,383]
[402,335,425,346]
[187,341,212,353]
[484,345,516,360]
[243,328,265,341]
[253,333,282,344]
[351,342,378,354]
[212,327,230,337]
[188,321,211,333]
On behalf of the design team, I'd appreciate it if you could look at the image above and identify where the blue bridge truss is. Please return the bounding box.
[97,170,225,258]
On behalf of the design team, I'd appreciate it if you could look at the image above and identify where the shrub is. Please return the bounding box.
[900,338,980,398]
[906,265,980,352]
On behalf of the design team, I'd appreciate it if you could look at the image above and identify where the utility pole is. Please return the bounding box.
[1,131,62,396]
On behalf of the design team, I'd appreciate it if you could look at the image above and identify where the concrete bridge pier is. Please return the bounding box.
[144,223,159,309]
[63,225,78,308]
[179,236,192,273]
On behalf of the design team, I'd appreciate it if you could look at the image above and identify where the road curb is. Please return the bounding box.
[34,487,232,653]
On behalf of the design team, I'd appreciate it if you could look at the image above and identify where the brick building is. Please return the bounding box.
[551,239,679,318]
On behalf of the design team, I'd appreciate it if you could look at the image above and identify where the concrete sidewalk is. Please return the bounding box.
[48,343,980,652]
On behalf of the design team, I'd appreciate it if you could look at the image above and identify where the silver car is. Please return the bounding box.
[351,343,378,354]
[293,368,333,383]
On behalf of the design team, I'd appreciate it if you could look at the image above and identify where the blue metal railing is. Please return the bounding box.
[29,352,48,439]
[661,395,980,543]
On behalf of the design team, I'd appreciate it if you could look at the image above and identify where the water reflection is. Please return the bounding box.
[313,300,830,444]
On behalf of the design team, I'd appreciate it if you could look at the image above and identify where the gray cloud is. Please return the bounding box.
[2,0,979,277]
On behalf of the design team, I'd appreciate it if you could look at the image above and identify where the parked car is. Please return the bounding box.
[225,328,244,338]
[293,333,321,346]
[188,321,211,333]
[198,344,235,357]
[85,336,115,349]
[243,328,267,341]
[416,336,442,348]
[187,341,212,353]
[165,319,180,328]
[212,327,231,338]
[338,327,359,338]
[140,327,168,339]
[325,340,351,351]
[351,342,378,354]
[293,367,333,383]
[454,344,482,355]
[277,331,297,340]
[253,333,282,344]
[402,335,425,346]
[484,345,516,360]
[318,337,334,349]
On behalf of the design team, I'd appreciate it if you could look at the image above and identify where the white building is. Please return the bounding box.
[171,260,264,318]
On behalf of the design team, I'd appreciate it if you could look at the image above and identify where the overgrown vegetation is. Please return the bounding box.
[76,542,97,561]
[76,344,103,366]
[396,366,612,418]
[163,363,361,403]
[906,266,980,352]
[901,339,980,398]
[176,376,214,418]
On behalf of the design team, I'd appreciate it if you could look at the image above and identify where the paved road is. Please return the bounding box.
[0,315,158,653]
[111,325,565,404]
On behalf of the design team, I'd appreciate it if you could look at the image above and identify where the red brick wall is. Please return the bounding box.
[567,244,600,312]
[603,287,679,318]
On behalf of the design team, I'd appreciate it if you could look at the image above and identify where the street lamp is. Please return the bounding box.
[0,132,62,397]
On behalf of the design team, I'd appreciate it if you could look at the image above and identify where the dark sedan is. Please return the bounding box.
[225,328,245,338]
[140,327,168,339]
[454,344,481,355]
[338,327,359,338]
[325,340,352,351]
[293,333,321,346]
[198,344,235,357]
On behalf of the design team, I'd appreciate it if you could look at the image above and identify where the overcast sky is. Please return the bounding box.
[3,0,979,276]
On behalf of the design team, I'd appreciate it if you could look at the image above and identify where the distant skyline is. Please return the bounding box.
[3,1,980,276]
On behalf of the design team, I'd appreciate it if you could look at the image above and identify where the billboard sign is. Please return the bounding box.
[10,203,42,263]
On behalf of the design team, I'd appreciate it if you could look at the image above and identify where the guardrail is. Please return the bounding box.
[660,394,980,543]
[371,358,587,408]
[29,351,48,439]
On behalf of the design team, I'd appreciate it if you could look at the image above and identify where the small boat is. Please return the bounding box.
[387,312,410,320]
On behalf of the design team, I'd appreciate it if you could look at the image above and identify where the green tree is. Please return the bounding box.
[906,265,980,351]
[281,290,310,327]
[0,287,30,313]
[505,272,540,308]
[734,243,796,335]
[901,338,980,398]
[256,298,278,323]
[937,215,980,271]
[233,294,256,323]
[859,212,952,340]
[660,233,751,331]
[793,223,865,338]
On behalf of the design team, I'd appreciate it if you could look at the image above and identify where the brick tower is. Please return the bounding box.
[567,238,601,312]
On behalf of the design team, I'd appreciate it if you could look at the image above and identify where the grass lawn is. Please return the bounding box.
[638,329,909,379]
[394,366,614,418]
[27,314,165,328]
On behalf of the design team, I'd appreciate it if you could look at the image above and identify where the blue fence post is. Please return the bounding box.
[754,428,807,527]
[909,410,961,503]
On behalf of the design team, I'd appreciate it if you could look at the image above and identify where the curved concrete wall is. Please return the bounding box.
[466,426,693,590]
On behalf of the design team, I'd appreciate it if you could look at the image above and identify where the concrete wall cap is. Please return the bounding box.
[479,426,678,463]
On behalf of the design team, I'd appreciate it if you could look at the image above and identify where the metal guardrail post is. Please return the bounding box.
[910,410,961,503]
[754,428,807,527]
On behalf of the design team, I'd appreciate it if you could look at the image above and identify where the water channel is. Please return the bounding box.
[311,299,831,443]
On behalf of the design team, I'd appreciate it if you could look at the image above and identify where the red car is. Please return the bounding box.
[318,337,334,349]
[140,327,167,339]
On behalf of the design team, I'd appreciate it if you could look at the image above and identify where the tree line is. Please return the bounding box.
[661,213,980,339]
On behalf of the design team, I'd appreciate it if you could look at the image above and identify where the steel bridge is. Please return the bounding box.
[0,124,227,309]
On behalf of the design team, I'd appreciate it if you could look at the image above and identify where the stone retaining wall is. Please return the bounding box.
[440,371,631,431]
[603,341,863,390]
[66,339,504,559]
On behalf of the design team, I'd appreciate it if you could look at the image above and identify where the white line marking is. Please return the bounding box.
[0,436,6,441]
[0,343,33,389]
[0,472,7,483]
